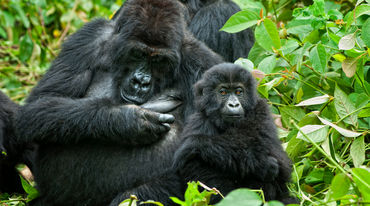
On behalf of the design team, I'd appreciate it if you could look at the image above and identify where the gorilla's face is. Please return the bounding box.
[216,83,246,123]
[110,0,184,105]
[118,45,179,105]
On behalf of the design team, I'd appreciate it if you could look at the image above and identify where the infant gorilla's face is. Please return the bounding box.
[216,83,246,123]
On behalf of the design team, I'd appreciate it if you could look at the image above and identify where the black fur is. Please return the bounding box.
[0,91,33,193]
[113,0,254,62]
[110,63,295,205]
[14,0,222,205]
[185,0,255,62]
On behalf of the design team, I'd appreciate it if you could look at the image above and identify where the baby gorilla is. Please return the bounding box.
[111,63,295,205]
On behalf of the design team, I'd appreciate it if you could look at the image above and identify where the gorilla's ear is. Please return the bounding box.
[193,80,205,97]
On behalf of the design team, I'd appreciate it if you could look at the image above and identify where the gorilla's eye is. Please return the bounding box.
[219,88,227,96]
[235,88,243,95]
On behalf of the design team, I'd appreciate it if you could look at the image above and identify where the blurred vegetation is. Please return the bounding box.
[0,0,369,206]
[0,0,122,102]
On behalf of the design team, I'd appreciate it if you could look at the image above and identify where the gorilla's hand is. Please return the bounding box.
[124,105,175,145]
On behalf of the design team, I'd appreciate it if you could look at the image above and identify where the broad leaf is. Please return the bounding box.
[19,34,34,62]
[234,58,254,71]
[350,135,365,167]
[263,201,284,206]
[352,168,370,201]
[362,18,370,48]
[309,44,327,73]
[280,106,306,128]
[255,18,281,52]
[329,173,351,200]
[220,10,259,33]
[342,57,358,78]
[296,125,329,143]
[217,189,262,206]
[334,85,357,126]
[318,116,362,137]
[346,5,370,30]
[296,94,330,106]
[339,33,356,50]
[257,55,277,74]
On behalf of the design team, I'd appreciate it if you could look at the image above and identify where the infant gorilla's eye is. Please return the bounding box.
[235,88,243,95]
[219,88,227,95]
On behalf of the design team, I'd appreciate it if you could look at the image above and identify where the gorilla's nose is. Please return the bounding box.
[228,102,240,108]
[132,72,152,91]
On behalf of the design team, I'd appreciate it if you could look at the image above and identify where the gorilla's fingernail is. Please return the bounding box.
[162,123,171,130]
[159,114,175,123]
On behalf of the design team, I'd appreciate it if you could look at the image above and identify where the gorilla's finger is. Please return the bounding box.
[158,114,175,124]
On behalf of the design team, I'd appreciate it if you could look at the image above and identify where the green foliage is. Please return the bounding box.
[0,0,123,102]
[1,0,369,205]
[230,0,370,205]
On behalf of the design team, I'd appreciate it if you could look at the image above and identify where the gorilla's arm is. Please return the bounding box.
[15,19,173,145]
[188,0,254,62]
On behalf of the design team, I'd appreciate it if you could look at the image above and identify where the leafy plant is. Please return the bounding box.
[223,0,370,205]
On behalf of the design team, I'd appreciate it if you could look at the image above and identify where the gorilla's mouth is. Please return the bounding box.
[120,90,148,105]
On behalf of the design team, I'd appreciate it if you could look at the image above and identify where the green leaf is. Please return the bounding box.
[342,57,358,78]
[296,94,330,106]
[334,85,357,126]
[216,189,262,206]
[20,176,39,201]
[255,19,281,52]
[309,0,325,17]
[257,55,277,74]
[10,3,30,28]
[318,116,362,137]
[352,168,370,201]
[19,34,34,62]
[234,58,254,71]
[346,5,370,30]
[362,18,370,48]
[305,168,324,184]
[309,44,327,73]
[280,106,306,128]
[296,125,329,143]
[220,10,259,33]
[329,173,351,200]
[263,201,284,206]
[350,135,365,167]
[339,33,356,50]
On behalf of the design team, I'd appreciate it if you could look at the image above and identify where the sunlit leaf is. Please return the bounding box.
[317,116,362,137]
[334,85,357,126]
[220,10,259,33]
[257,55,277,74]
[352,168,370,201]
[342,57,358,78]
[217,189,262,206]
[350,136,365,167]
[329,173,351,200]
[234,58,254,71]
[296,125,329,143]
[309,44,327,73]
[362,18,370,48]
[339,33,356,50]
[296,94,330,106]
[255,18,281,51]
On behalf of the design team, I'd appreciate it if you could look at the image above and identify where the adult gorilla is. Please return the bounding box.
[15,0,222,205]
[113,0,255,62]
